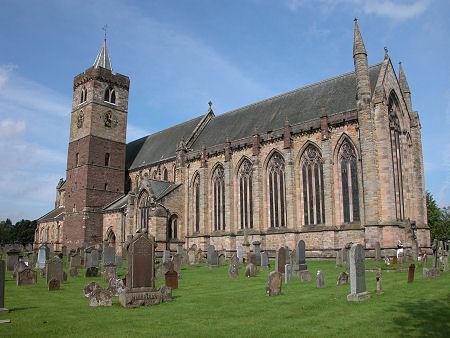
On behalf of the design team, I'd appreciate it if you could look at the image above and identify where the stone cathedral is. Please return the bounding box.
[35,21,430,259]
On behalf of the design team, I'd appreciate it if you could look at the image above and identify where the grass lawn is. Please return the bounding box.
[1,255,449,337]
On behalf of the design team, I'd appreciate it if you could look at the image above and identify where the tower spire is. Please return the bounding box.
[93,35,112,71]
[399,62,412,112]
[352,19,371,110]
[353,18,367,57]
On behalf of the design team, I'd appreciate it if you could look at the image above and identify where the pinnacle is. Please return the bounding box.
[353,19,367,57]
[398,62,410,94]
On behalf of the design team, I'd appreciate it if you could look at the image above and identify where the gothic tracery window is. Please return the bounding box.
[301,145,325,225]
[389,95,405,220]
[104,87,116,104]
[168,215,178,239]
[267,152,286,228]
[239,159,253,229]
[163,167,168,181]
[339,140,360,223]
[80,87,87,104]
[212,165,226,231]
[138,191,150,231]
[193,174,200,233]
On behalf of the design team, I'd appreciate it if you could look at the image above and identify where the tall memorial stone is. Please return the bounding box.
[266,271,282,296]
[293,240,308,277]
[6,249,20,271]
[347,244,370,302]
[374,242,381,261]
[275,247,286,274]
[237,246,244,266]
[177,244,183,255]
[206,245,218,268]
[260,252,269,271]
[253,241,261,266]
[163,250,171,263]
[70,253,81,269]
[37,245,49,269]
[285,264,292,284]
[46,257,64,285]
[119,234,169,308]
[0,259,7,313]
[228,254,239,278]
[103,245,115,266]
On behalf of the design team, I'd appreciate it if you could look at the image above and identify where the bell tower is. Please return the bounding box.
[63,39,130,249]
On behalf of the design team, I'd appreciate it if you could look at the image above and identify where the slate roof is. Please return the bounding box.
[126,63,382,168]
[37,206,64,223]
[103,194,128,212]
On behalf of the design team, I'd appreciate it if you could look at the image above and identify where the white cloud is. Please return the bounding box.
[127,123,151,143]
[0,119,26,139]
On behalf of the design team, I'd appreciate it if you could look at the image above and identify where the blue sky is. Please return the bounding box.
[0,0,448,222]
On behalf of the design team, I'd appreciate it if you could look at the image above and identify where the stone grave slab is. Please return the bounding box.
[316,270,325,288]
[266,271,282,296]
[347,244,370,302]
[46,257,64,285]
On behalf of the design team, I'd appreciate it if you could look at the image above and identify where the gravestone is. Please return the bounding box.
[70,253,81,269]
[376,269,383,294]
[12,261,27,278]
[218,254,226,266]
[103,245,116,266]
[91,250,99,267]
[70,267,78,277]
[84,281,100,298]
[187,249,196,267]
[266,271,282,296]
[228,254,239,278]
[443,254,449,272]
[336,251,343,268]
[46,257,64,285]
[422,253,427,267]
[290,249,296,265]
[159,285,172,302]
[103,264,117,282]
[163,250,171,263]
[316,270,325,288]
[253,241,261,266]
[17,268,37,286]
[293,240,308,277]
[248,253,257,266]
[156,262,173,280]
[172,254,182,271]
[107,277,125,296]
[196,249,203,263]
[40,267,46,278]
[165,268,178,290]
[0,259,6,313]
[207,245,218,268]
[408,264,415,283]
[260,252,269,271]
[432,239,439,269]
[275,247,286,274]
[237,246,244,265]
[48,278,60,291]
[6,250,20,271]
[115,256,123,269]
[177,244,183,254]
[89,288,112,307]
[384,257,390,265]
[341,247,347,264]
[375,242,381,261]
[347,244,370,302]
[181,249,188,265]
[398,252,405,264]
[285,264,292,284]
[119,233,162,308]
[85,267,99,277]
[300,271,313,282]
[32,251,38,267]
[337,271,348,285]
[245,263,258,277]
[423,268,433,279]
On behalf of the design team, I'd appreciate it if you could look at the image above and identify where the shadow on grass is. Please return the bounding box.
[386,293,450,337]
[9,307,38,312]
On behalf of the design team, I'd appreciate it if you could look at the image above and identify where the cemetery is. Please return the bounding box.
[0,240,449,336]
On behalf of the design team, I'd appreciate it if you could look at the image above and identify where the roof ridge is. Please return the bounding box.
[214,62,383,119]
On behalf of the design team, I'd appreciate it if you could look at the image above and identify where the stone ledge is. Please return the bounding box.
[347,291,371,302]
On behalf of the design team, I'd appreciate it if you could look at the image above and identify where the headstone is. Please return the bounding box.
[0,260,6,312]
[32,251,38,267]
[119,233,162,308]
[6,250,20,271]
[408,264,415,283]
[40,267,46,278]
[237,246,244,265]
[115,256,123,269]
[293,240,308,277]
[300,271,313,282]
[84,281,101,298]
[85,267,99,277]
[48,278,60,291]
[218,254,226,266]
[103,264,117,283]
[177,244,183,254]
[341,247,346,263]
[422,253,427,267]
[163,250,171,263]
[103,246,115,266]
[46,257,64,285]
[107,277,125,296]
[207,245,218,268]
[266,271,282,296]
[398,252,405,264]
[17,267,37,287]
[443,254,449,272]
[253,241,261,266]
[316,270,325,288]
[181,249,188,265]
[187,249,196,267]
[347,244,370,302]
[423,268,433,279]
[248,253,257,266]
[91,250,99,267]
[70,267,78,277]
[336,251,343,268]
[432,239,439,269]
[89,288,112,307]
[260,252,269,271]
[375,242,381,261]
[384,257,390,265]
[155,262,172,280]
[290,249,296,266]
[285,264,292,284]
[337,271,348,285]
[12,261,27,278]
[245,263,258,277]
[228,254,239,278]
[275,247,286,274]
[196,249,203,263]
[70,253,81,269]
[376,269,383,294]
[159,285,172,302]
[165,268,178,290]
[345,243,352,272]
[172,254,182,271]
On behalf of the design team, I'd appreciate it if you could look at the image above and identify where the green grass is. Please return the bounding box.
[1,256,449,337]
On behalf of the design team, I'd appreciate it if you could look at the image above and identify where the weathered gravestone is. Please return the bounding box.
[260,252,269,271]
[253,241,261,266]
[408,264,415,283]
[347,244,370,302]
[218,254,226,267]
[115,255,123,269]
[119,233,169,308]
[63,271,67,282]
[12,261,27,278]
[172,254,182,271]
[165,266,178,290]
[163,250,171,263]
[275,247,286,274]
[89,288,112,307]
[374,242,381,261]
[300,271,313,282]
[187,249,196,267]
[107,277,125,296]
[196,249,203,263]
[336,251,343,268]
[71,253,82,269]
[337,271,348,285]
[421,253,427,267]
[85,267,99,277]
[103,264,117,282]
[17,268,37,286]
[0,259,8,313]
[70,267,78,277]
[48,278,60,291]
[290,249,296,266]
[46,257,64,285]
[237,246,244,266]
[285,264,292,284]
[181,249,188,265]
[86,250,99,269]
[376,269,383,294]
[293,240,308,277]
[6,250,20,271]
[228,254,239,278]
[443,254,449,272]
[177,244,183,255]
[159,285,172,302]
[316,270,325,288]
[32,251,38,267]
[155,262,172,280]
[266,271,282,296]
[207,245,218,268]
[384,257,390,265]
[248,253,257,266]
[103,245,116,267]
[245,263,258,277]
[84,281,101,298]
[432,239,439,269]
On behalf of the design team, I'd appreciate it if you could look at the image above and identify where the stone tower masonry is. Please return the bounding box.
[63,39,130,249]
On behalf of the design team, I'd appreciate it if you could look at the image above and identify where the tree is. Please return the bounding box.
[426,191,449,241]
[0,218,37,245]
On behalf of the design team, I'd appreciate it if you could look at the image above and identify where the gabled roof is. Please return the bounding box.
[37,206,64,223]
[103,194,128,212]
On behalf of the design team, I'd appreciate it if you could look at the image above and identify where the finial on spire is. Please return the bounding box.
[384,46,389,59]
[354,18,358,22]
[208,101,212,109]
[93,29,112,71]
[102,24,108,40]
[353,19,367,57]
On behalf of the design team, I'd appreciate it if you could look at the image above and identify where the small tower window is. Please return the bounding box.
[105,152,110,167]
[104,183,108,191]
[163,167,168,181]
[104,87,116,104]
[75,153,79,166]
[80,87,87,104]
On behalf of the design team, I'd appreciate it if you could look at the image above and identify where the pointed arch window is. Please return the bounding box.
[389,95,405,220]
[173,165,176,182]
[193,174,200,233]
[267,153,286,228]
[339,140,360,223]
[105,152,110,167]
[239,159,253,229]
[169,215,178,239]
[300,145,325,225]
[104,87,116,104]
[80,87,87,104]
[163,167,168,181]
[212,165,226,231]
[138,191,150,231]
